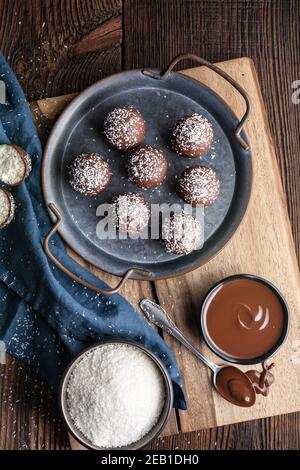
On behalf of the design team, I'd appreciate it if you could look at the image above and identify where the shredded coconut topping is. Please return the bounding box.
[172,113,214,157]
[177,165,220,206]
[69,153,111,196]
[66,343,165,448]
[128,146,167,189]
[112,192,150,235]
[17,146,32,178]
[162,211,202,255]
[0,188,15,228]
[104,106,145,150]
[0,144,31,185]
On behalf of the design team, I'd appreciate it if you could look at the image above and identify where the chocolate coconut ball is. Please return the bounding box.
[104,106,145,151]
[112,192,150,235]
[127,146,168,189]
[172,113,214,158]
[162,211,202,255]
[177,165,220,206]
[69,153,112,196]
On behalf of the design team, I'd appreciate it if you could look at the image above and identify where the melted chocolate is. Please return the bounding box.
[203,278,284,360]
[215,366,256,407]
[246,362,275,396]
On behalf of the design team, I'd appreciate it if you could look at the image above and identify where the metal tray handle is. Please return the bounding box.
[144,53,251,150]
[44,203,151,295]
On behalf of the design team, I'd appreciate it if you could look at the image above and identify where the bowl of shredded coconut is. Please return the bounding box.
[59,340,174,450]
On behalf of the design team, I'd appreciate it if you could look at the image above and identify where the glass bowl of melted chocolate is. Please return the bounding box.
[200,274,289,365]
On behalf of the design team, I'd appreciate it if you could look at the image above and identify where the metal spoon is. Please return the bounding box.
[140,298,256,407]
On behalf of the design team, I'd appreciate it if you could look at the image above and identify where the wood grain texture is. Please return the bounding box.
[0,357,69,450]
[0,0,122,100]
[0,0,299,451]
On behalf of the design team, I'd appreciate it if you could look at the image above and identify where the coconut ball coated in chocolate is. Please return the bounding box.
[104,106,145,151]
[69,153,112,196]
[172,113,214,158]
[177,165,220,206]
[127,146,168,189]
[162,211,202,255]
[112,192,150,235]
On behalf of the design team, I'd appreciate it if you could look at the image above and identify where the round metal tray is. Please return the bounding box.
[42,54,252,294]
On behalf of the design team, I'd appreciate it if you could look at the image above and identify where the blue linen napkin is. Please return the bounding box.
[0,55,187,410]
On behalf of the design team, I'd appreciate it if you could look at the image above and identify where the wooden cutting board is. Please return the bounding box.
[31,58,300,444]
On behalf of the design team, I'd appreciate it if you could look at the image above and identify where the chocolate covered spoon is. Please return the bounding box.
[140,299,256,408]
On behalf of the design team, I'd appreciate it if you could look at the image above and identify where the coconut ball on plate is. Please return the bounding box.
[172,113,214,158]
[104,106,145,151]
[68,153,112,196]
[177,165,220,206]
[112,192,150,235]
[127,146,168,189]
[161,211,203,255]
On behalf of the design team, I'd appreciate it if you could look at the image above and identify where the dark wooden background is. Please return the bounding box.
[0,0,299,450]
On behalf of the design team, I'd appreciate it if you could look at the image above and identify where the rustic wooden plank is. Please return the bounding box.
[71,16,122,57]
[147,413,300,450]
[0,0,122,100]
[0,357,69,450]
